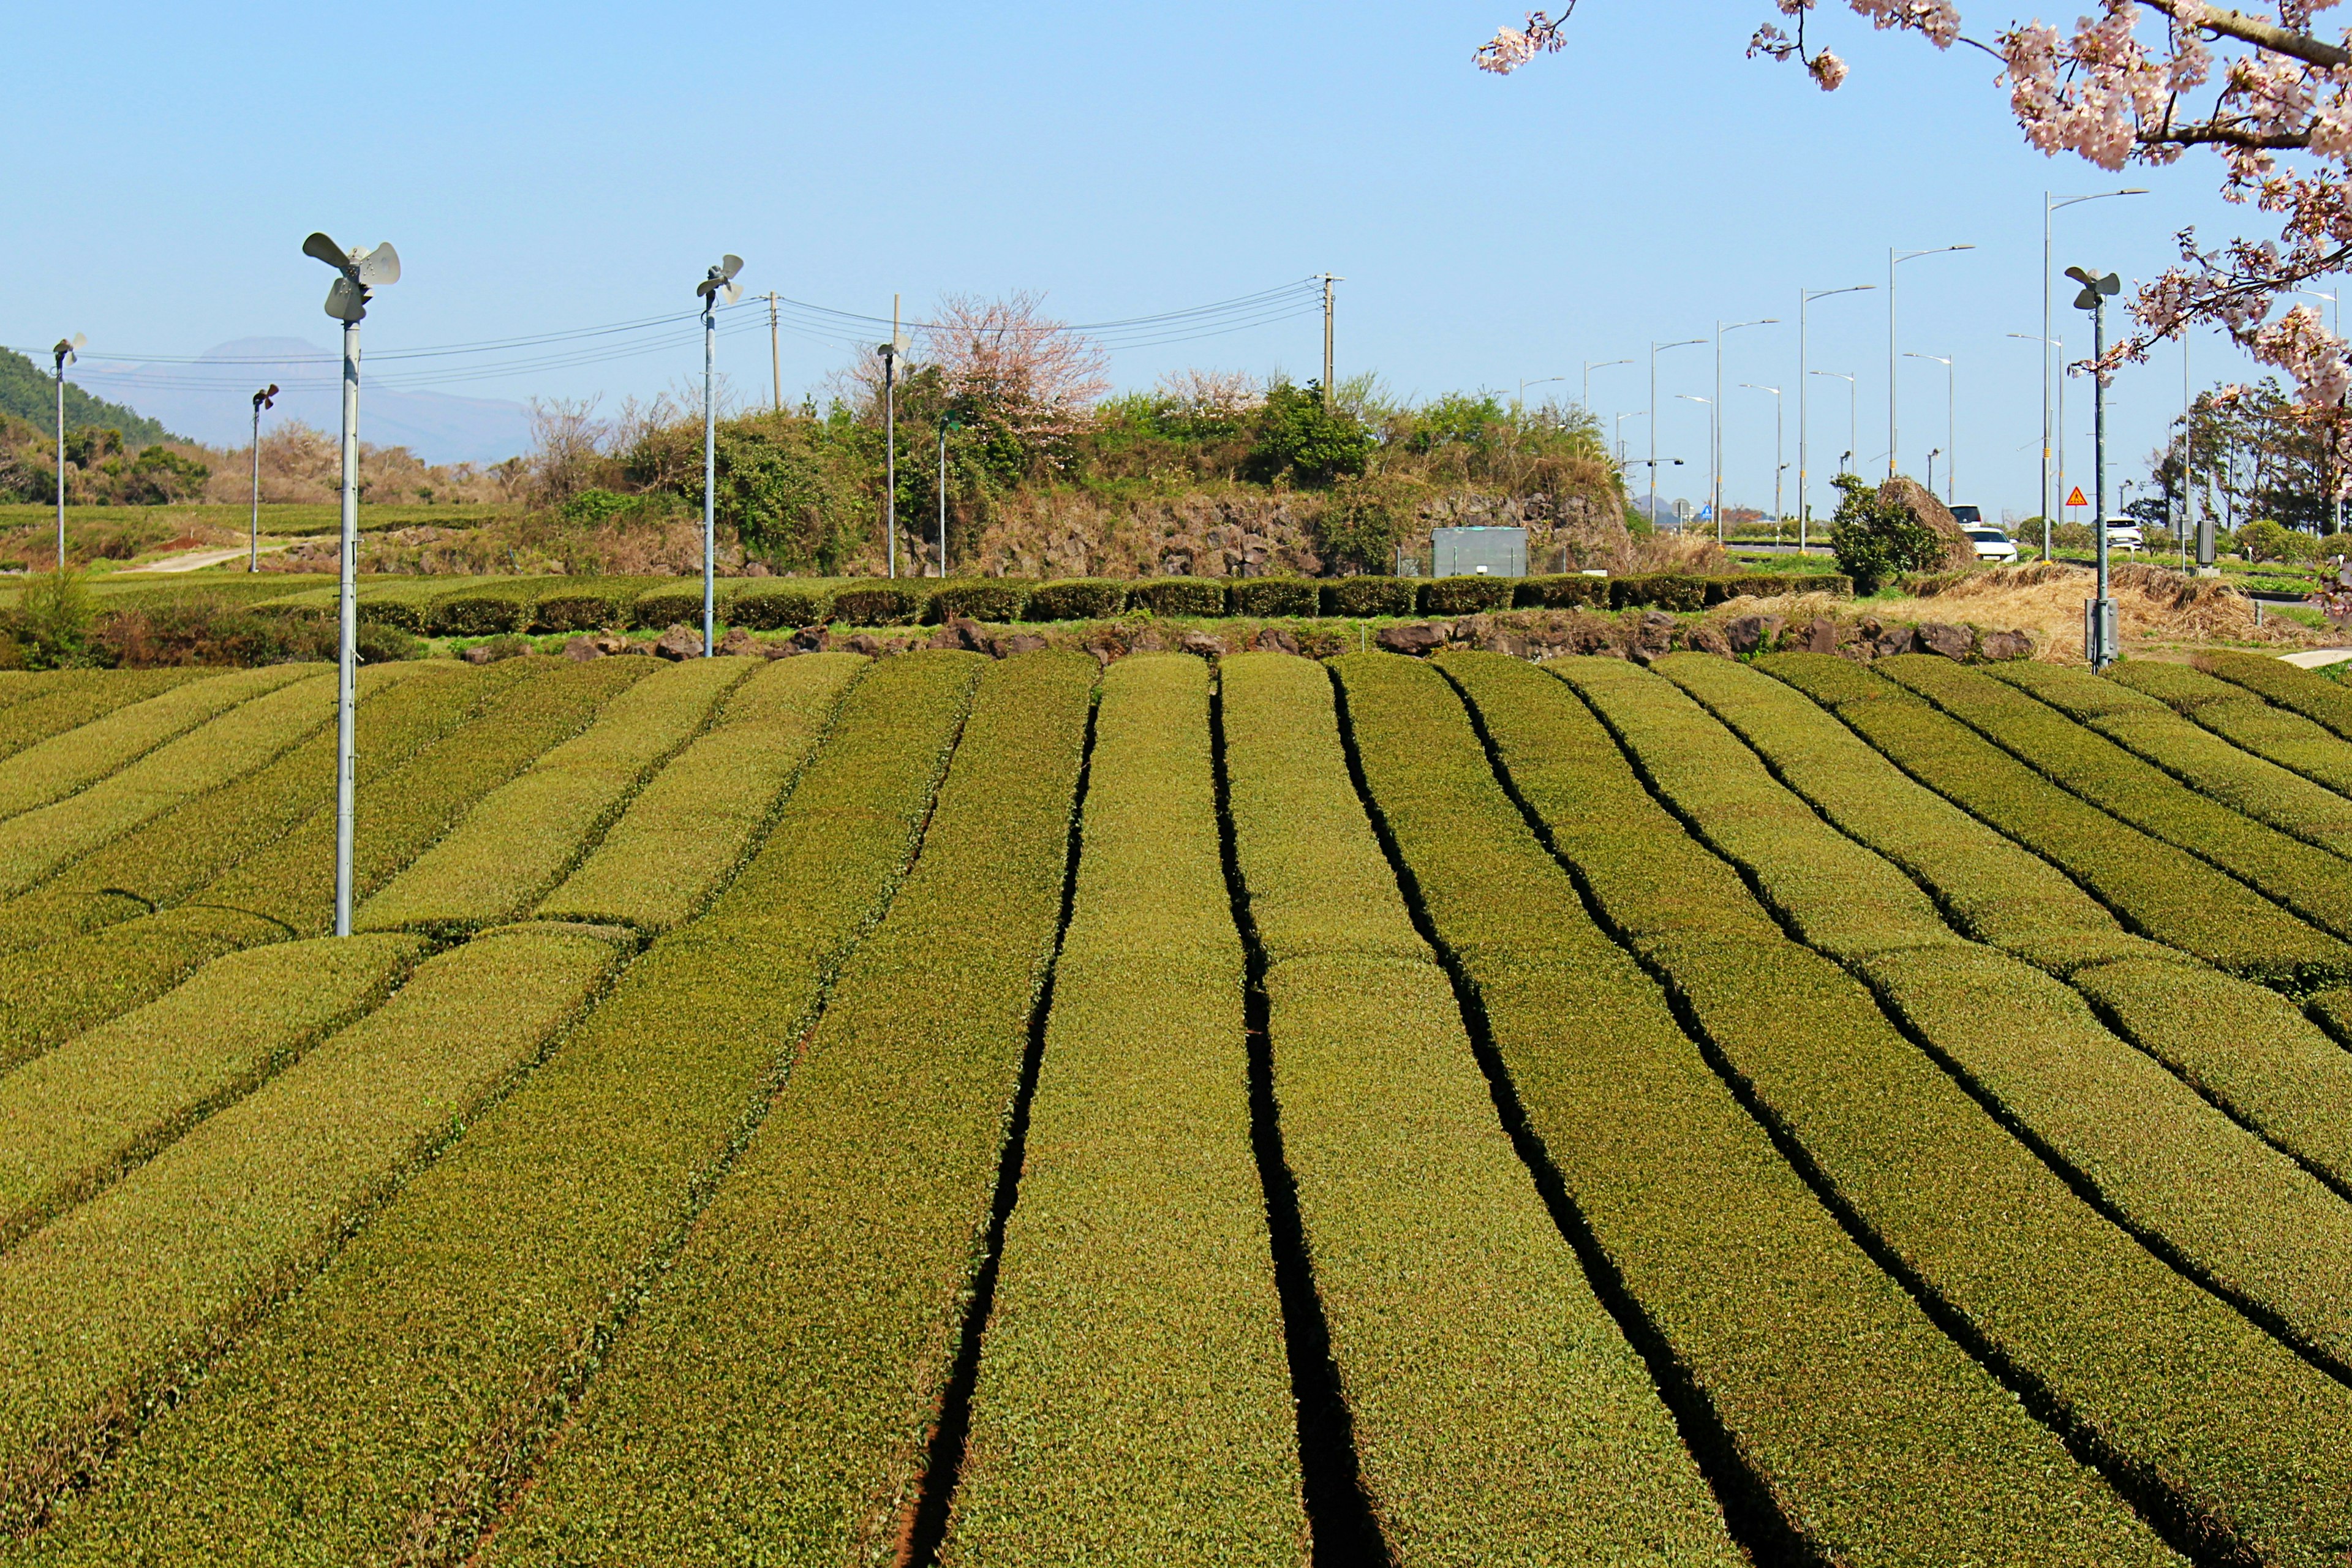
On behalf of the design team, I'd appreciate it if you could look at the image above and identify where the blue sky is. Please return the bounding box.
[1,1,2281,521]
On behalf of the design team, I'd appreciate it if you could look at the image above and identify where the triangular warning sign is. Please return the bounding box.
[2066,486,2089,508]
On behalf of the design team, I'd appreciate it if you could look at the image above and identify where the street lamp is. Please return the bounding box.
[249,384,277,572]
[50,335,83,573]
[1518,375,1566,418]
[696,255,745,656]
[301,230,400,939]
[1583,358,1633,413]
[1650,338,1705,533]
[1905,352,1954,502]
[1798,284,1871,553]
[1678,394,1717,539]
[2068,263,2124,669]
[2044,189,2147,545]
[876,295,911,580]
[1713,318,1777,550]
[1741,383,1783,533]
[1615,410,1642,471]
[1811,370,1858,533]
[1890,244,1974,477]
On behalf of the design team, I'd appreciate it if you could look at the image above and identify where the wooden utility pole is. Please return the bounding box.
[1319,273,1343,408]
[768,292,782,415]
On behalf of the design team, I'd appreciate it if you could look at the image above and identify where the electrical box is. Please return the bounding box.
[2083,597,2118,666]
[1431,526,1528,579]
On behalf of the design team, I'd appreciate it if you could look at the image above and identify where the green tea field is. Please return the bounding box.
[1,643,2350,1566]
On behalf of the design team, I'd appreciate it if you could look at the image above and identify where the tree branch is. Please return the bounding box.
[2141,120,2315,148]
[2139,1,2352,69]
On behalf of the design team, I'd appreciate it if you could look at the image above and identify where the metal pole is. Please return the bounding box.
[769,292,782,417]
[1322,275,1336,405]
[884,348,898,581]
[703,296,717,657]
[2092,293,2115,669]
[2057,338,2067,546]
[937,419,948,578]
[251,398,262,572]
[1798,288,1808,552]
[1946,355,1956,501]
[334,316,360,938]
[2043,193,2054,560]
[1714,323,1724,542]
[54,358,67,573]
[1649,341,1659,532]
[1888,247,1899,477]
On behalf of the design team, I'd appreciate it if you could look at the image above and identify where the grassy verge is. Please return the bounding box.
[2199,649,2352,741]
[534,652,865,932]
[2107,659,2352,796]
[0,934,426,1248]
[1448,648,2352,1568]
[0,922,634,1535]
[1221,651,1735,1564]
[482,652,1093,1566]
[1332,650,2168,1565]
[0,666,313,823]
[941,655,1305,1564]
[358,658,755,935]
[1,653,984,1566]
[1660,653,2352,1200]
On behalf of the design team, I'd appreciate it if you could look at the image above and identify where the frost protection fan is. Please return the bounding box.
[254,383,279,413]
[696,254,744,306]
[2064,266,2121,311]
[305,232,401,321]
[52,333,85,372]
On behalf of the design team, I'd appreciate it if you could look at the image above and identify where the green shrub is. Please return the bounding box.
[531,579,655,634]
[360,658,753,935]
[481,652,1093,1563]
[2109,660,2352,797]
[1828,473,1947,592]
[2,570,96,669]
[1608,573,1711,611]
[1333,650,2169,1564]
[927,577,1031,624]
[1445,649,2352,1567]
[1125,576,1227,617]
[0,665,313,824]
[1513,573,1609,609]
[1023,578,1127,622]
[353,582,442,635]
[1224,577,1319,617]
[537,654,864,932]
[1313,475,1424,573]
[828,581,929,626]
[6,654,986,1561]
[729,580,835,630]
[1705,571,1850,602]
[0,922,631,1537]
[1419,575,1515,615]
[1319,577,1418,617]
[2235,518,2305,564]
[427,590,533,638]
[1245,379,1370,487]
[2199,649,2352,742]
[628,580,723,631]
[1222,653,1733,1560]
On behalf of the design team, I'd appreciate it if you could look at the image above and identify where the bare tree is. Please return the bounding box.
[526,395,608,507]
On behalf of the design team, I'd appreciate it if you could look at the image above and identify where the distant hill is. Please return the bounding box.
[0,347,178,447]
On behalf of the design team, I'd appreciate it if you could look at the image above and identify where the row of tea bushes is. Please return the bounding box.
[2108,660,2352,797]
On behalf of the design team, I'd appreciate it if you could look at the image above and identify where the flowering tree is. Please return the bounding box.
[1479,1,2352,411]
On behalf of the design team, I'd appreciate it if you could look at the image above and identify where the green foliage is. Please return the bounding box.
[729,579,835,630]
[1125,576,1227,617]
[1224,577,1319,617]
[0,349,175,448]
[3,570,97,669]
[1419,575,1514,616]
[928,577,1031,624]
[1246,379,1370,488]
[1512,573,1610,609]
[2236,518,2303,563]
[1313,476,1422,574]
[1320,576,1418,617]
[0,671,197,760]
[0,665,310,824]
[1223,653,1735,1559]
[2109,659,2352,796]
[1023,578,1127,621]
[1828,473,1945,592]
[2199,649,2352,742]
[529,578,655,635]
[829,581,927,626]
[1608,572,1711,612]
[703,421,870,572]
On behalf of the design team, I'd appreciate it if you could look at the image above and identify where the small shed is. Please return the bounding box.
[1431,526,1528,579]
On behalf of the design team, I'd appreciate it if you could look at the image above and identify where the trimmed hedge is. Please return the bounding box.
[1758,652,2352,992]
[359,657,753,935]
[1706,570,1850,602]
[1224,576,1319,617]
[1609,572,1711,611]
[0,671,206,763]
[2108,660,2352,797]
[1662,654,2352,1196]
[1512,572,1610,609]
[1123,576,1228,617]
[426,578,570,638]
[927,577,1031,624]
[828,580,928,626]
[1319,576,1418,617]
[536,652,864,932]
[1882,654,2352,944]
[352,580,445,635]
[0,922,632,1536]
[1449,648,2352,1568]
[628,576,756,631]
[1558,655,2352,1376]
[530,578,665,634]
[2199,648,2352,742]
[1419,574,1515,616]
[1221,652,1734,1561]
[6,653,987,1564]
[1023,578,1127,622]
[1996,660,2352,860]
[1334,650,2166,1564]
[943,655,1303,1557]
[729,579,836,630]
[483,652,1094,1563]
[0,934,424,1248]
[0,665,314,824]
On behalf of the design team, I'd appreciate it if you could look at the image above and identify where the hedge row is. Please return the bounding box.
[484,652,1095,1563]
[1,653,986,1564]
[1757,652,2352,992]
[0,934,424,1249]
[0,922,633,1536]
[2199,649,2352,742]
[1221,652,1734,1561]
[0,658,647,1071]
[1447,648,2352,1568]
[1558,656,2352,1376]
[1330,650,2163,1564]
[1882,655,2352,945]
[0,671,205,763]
[942,654,1304,1558]
[358,658,753,935]
[1662,654,2352,1197]
[0,663,497,957]
[2108,660,2352,798]
[1994,661,2352,860]
[0,665,312,824]
[535,652,865,932]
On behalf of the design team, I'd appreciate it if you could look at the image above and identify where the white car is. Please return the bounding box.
[2105,524,2144,551]
[1964,526,2019,564]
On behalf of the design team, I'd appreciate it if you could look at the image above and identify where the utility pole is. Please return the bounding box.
[2187,329,2212,574]
[1798,285,1871,554]
[937,415,956,578]
[880,294,909,579]
[1715,318,1776,548]
[1319,274,1342,407]
[1651,337,1704,534]
[1890,244,1973,477]
[769,292,782,415]
[695,254,744,656]
[250,384,277,571]
[2069,264,2122,669]
[51,339,79,574]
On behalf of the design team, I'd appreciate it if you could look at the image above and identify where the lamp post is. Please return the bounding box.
[1677,394,1716,539]
[1798,284,1871,554]
[1518,375,1566,418]
[1714,318,1777,548]
[2068,263,2124,669]
[1583,358,1632,414]
[2043,190,2146,548]
[877,296,911,581]
[1905,352,1954,501]
[249,384,277,571]
[2006,333,2060,557]
[50,336,83,573]
[936,415,957,577]
[1615,410,1642,471]
[1890,244,1974,477]
[1811,371,1857,544]
[1742,383,1782,533]
[696,256,745,655]
[1650,338,1705,532]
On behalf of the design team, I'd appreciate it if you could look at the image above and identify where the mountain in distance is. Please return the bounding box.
[69,338,532,466]
[0,347,178,446]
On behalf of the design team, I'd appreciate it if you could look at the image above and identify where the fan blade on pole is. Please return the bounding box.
[69,334,86,351]
[720,254,743,281]
[303,232,347,268]
[325,276,368,322]
[356,243,401,286]
[723,281,744,305]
